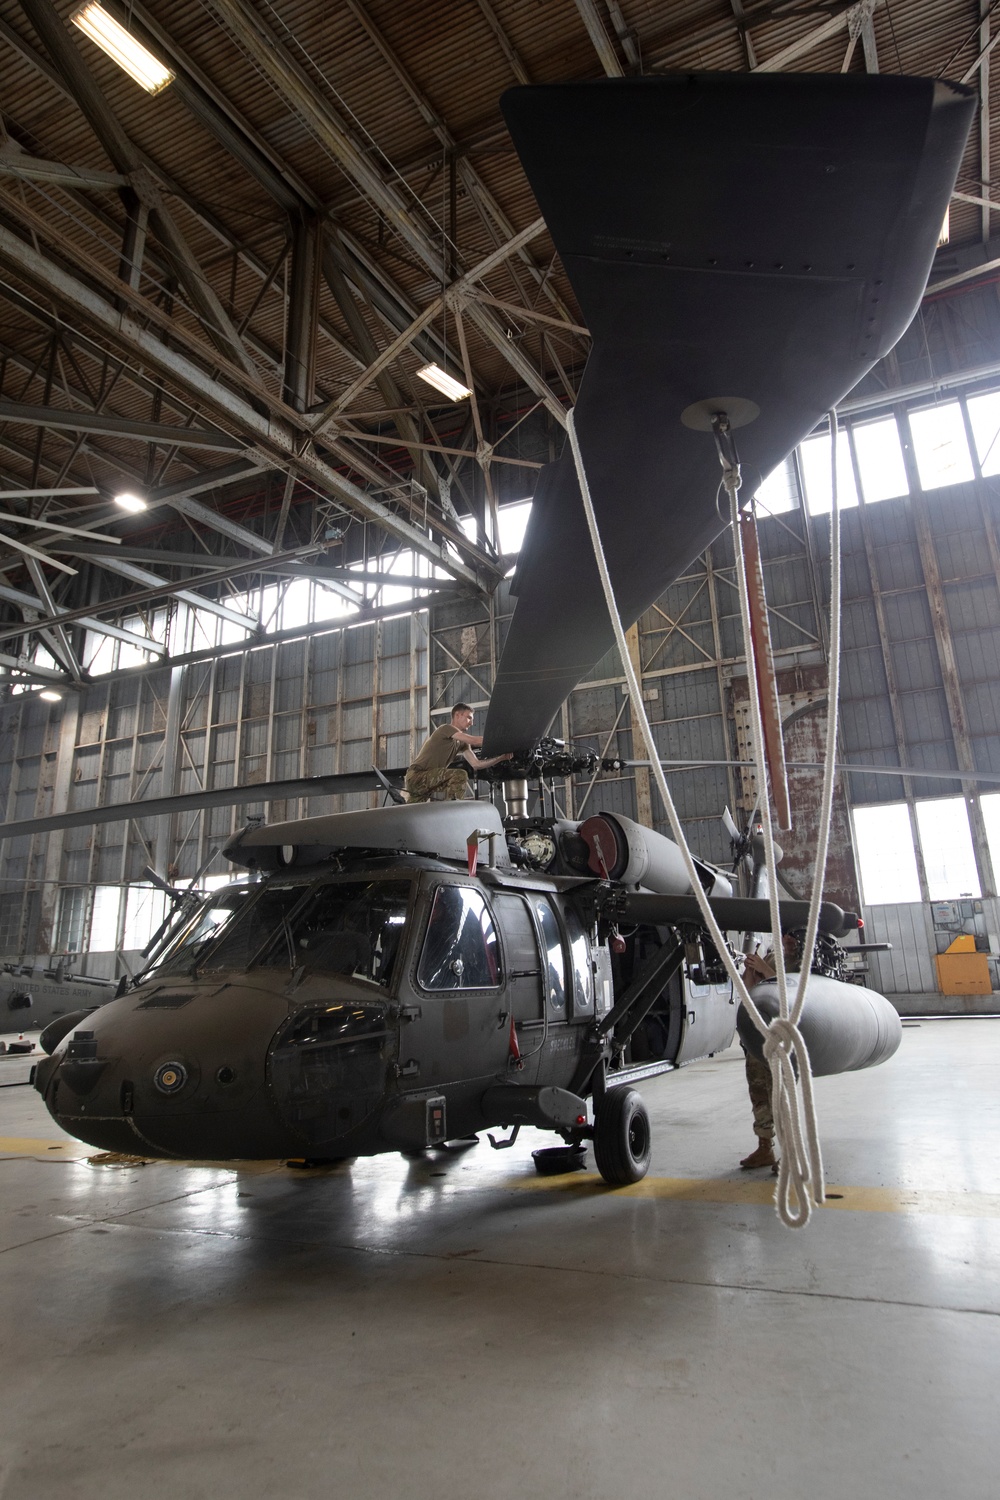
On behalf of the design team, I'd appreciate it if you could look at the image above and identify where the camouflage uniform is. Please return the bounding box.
[743,1048,774,1141]
[741,947,776,1141]
[403,766,470,802]
[405,721,474,801]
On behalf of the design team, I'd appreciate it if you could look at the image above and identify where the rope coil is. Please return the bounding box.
[566,406,843,1227]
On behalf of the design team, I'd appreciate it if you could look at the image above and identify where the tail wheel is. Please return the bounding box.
[593,1087,652,1186]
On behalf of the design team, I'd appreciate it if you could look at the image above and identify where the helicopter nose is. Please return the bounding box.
[35,982,295,1159]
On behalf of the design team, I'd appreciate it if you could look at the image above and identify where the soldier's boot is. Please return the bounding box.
[740,1137,777,1170]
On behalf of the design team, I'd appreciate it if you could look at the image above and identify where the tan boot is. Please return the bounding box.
[740,1138,777,1170]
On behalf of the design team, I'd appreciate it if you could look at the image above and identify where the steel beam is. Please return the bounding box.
[980,1,991,244]
[474,0,532,84]
[0,399,245,452]
[0,580,166,653]
[88,555,257,629]
[573,0,625,76]
[0,542,323,646]
[284,211,322,414]
[753,3,883,72]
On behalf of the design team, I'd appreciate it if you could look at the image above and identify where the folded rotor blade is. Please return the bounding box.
[482,73,974,754]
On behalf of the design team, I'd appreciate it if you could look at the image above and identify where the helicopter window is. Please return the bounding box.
[531,896,566,1015]
[416,886,500,991]
[257,880,411,985]
[564,905,594,1017]
[147,887,255,976]
[196,883,310,972]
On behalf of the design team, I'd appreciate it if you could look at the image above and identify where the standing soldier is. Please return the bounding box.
[404,703,513,802]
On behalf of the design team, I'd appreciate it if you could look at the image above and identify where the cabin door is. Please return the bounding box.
[492,892,545,1084]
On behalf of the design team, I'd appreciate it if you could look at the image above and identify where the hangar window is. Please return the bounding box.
[852,416,909,503]
[852,804,921,904]
[798,428,859,514]
[55,888,86,953]
[417,885,500,990]
[965,391,1000,477]
[752,457,798,516]
[87,885,121,951]
[498,499,532,555]
[908,403,974,490]
[122,885,169,952]
[914,798,981,900]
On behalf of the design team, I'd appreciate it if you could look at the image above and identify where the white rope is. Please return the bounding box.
[566,407,842,1227]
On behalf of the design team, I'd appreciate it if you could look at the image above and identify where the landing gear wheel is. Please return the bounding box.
[593,1087,651,1186]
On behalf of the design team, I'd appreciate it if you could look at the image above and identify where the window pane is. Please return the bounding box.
[966,391,1000,477]
[909,403,974,490]
[915,798,981,900]
[852,416,909,503]
[798,430,859,514]
[852,804,921,904]
[417,885,500,990]
[149,885,256,977]
[122,885,168,952]
[265,878,410,986]
[532,896,566,1013]
[498,499,532,556]
[88,886,121,951]
[753,457,798,516]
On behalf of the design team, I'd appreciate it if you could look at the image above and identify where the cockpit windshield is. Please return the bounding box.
[146,884,254,977]
[175,876,411,987]
[257,879,411,986]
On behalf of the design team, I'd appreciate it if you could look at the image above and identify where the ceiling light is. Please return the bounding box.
[114,492,147,513]
[416,364,472,401]
[938,207,950,246]
[39,689,63,703]
[71,5,174,95]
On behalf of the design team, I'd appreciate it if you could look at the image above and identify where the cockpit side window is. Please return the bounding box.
[416,885,501,991]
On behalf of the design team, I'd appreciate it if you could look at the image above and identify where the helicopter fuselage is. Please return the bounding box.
[32,853,737,1162]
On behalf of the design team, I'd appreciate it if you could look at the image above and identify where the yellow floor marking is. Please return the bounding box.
[0,1135,90,1160]
[2,1135,998,1217]
[510,1172,1000,1218]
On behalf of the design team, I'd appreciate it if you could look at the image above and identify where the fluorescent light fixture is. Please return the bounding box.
[71,5,174,95]
[938,206,950,246]
[114,491,147,513]
[39,689,63,703]
[416,363,471,401]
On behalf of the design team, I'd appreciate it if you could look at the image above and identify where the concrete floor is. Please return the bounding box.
[1,1020,998,1500]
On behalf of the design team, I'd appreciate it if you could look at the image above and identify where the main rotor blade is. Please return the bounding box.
[0,768,406,841]
[482,74,974,753]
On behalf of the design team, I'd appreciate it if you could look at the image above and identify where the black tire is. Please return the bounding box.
[593,1088,651,1186]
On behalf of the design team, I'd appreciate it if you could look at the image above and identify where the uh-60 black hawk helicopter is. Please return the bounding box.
[28,70,974,1184]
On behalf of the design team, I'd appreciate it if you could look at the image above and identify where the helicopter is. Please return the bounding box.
[23,70,974,1184]
[29,748,898,1184]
